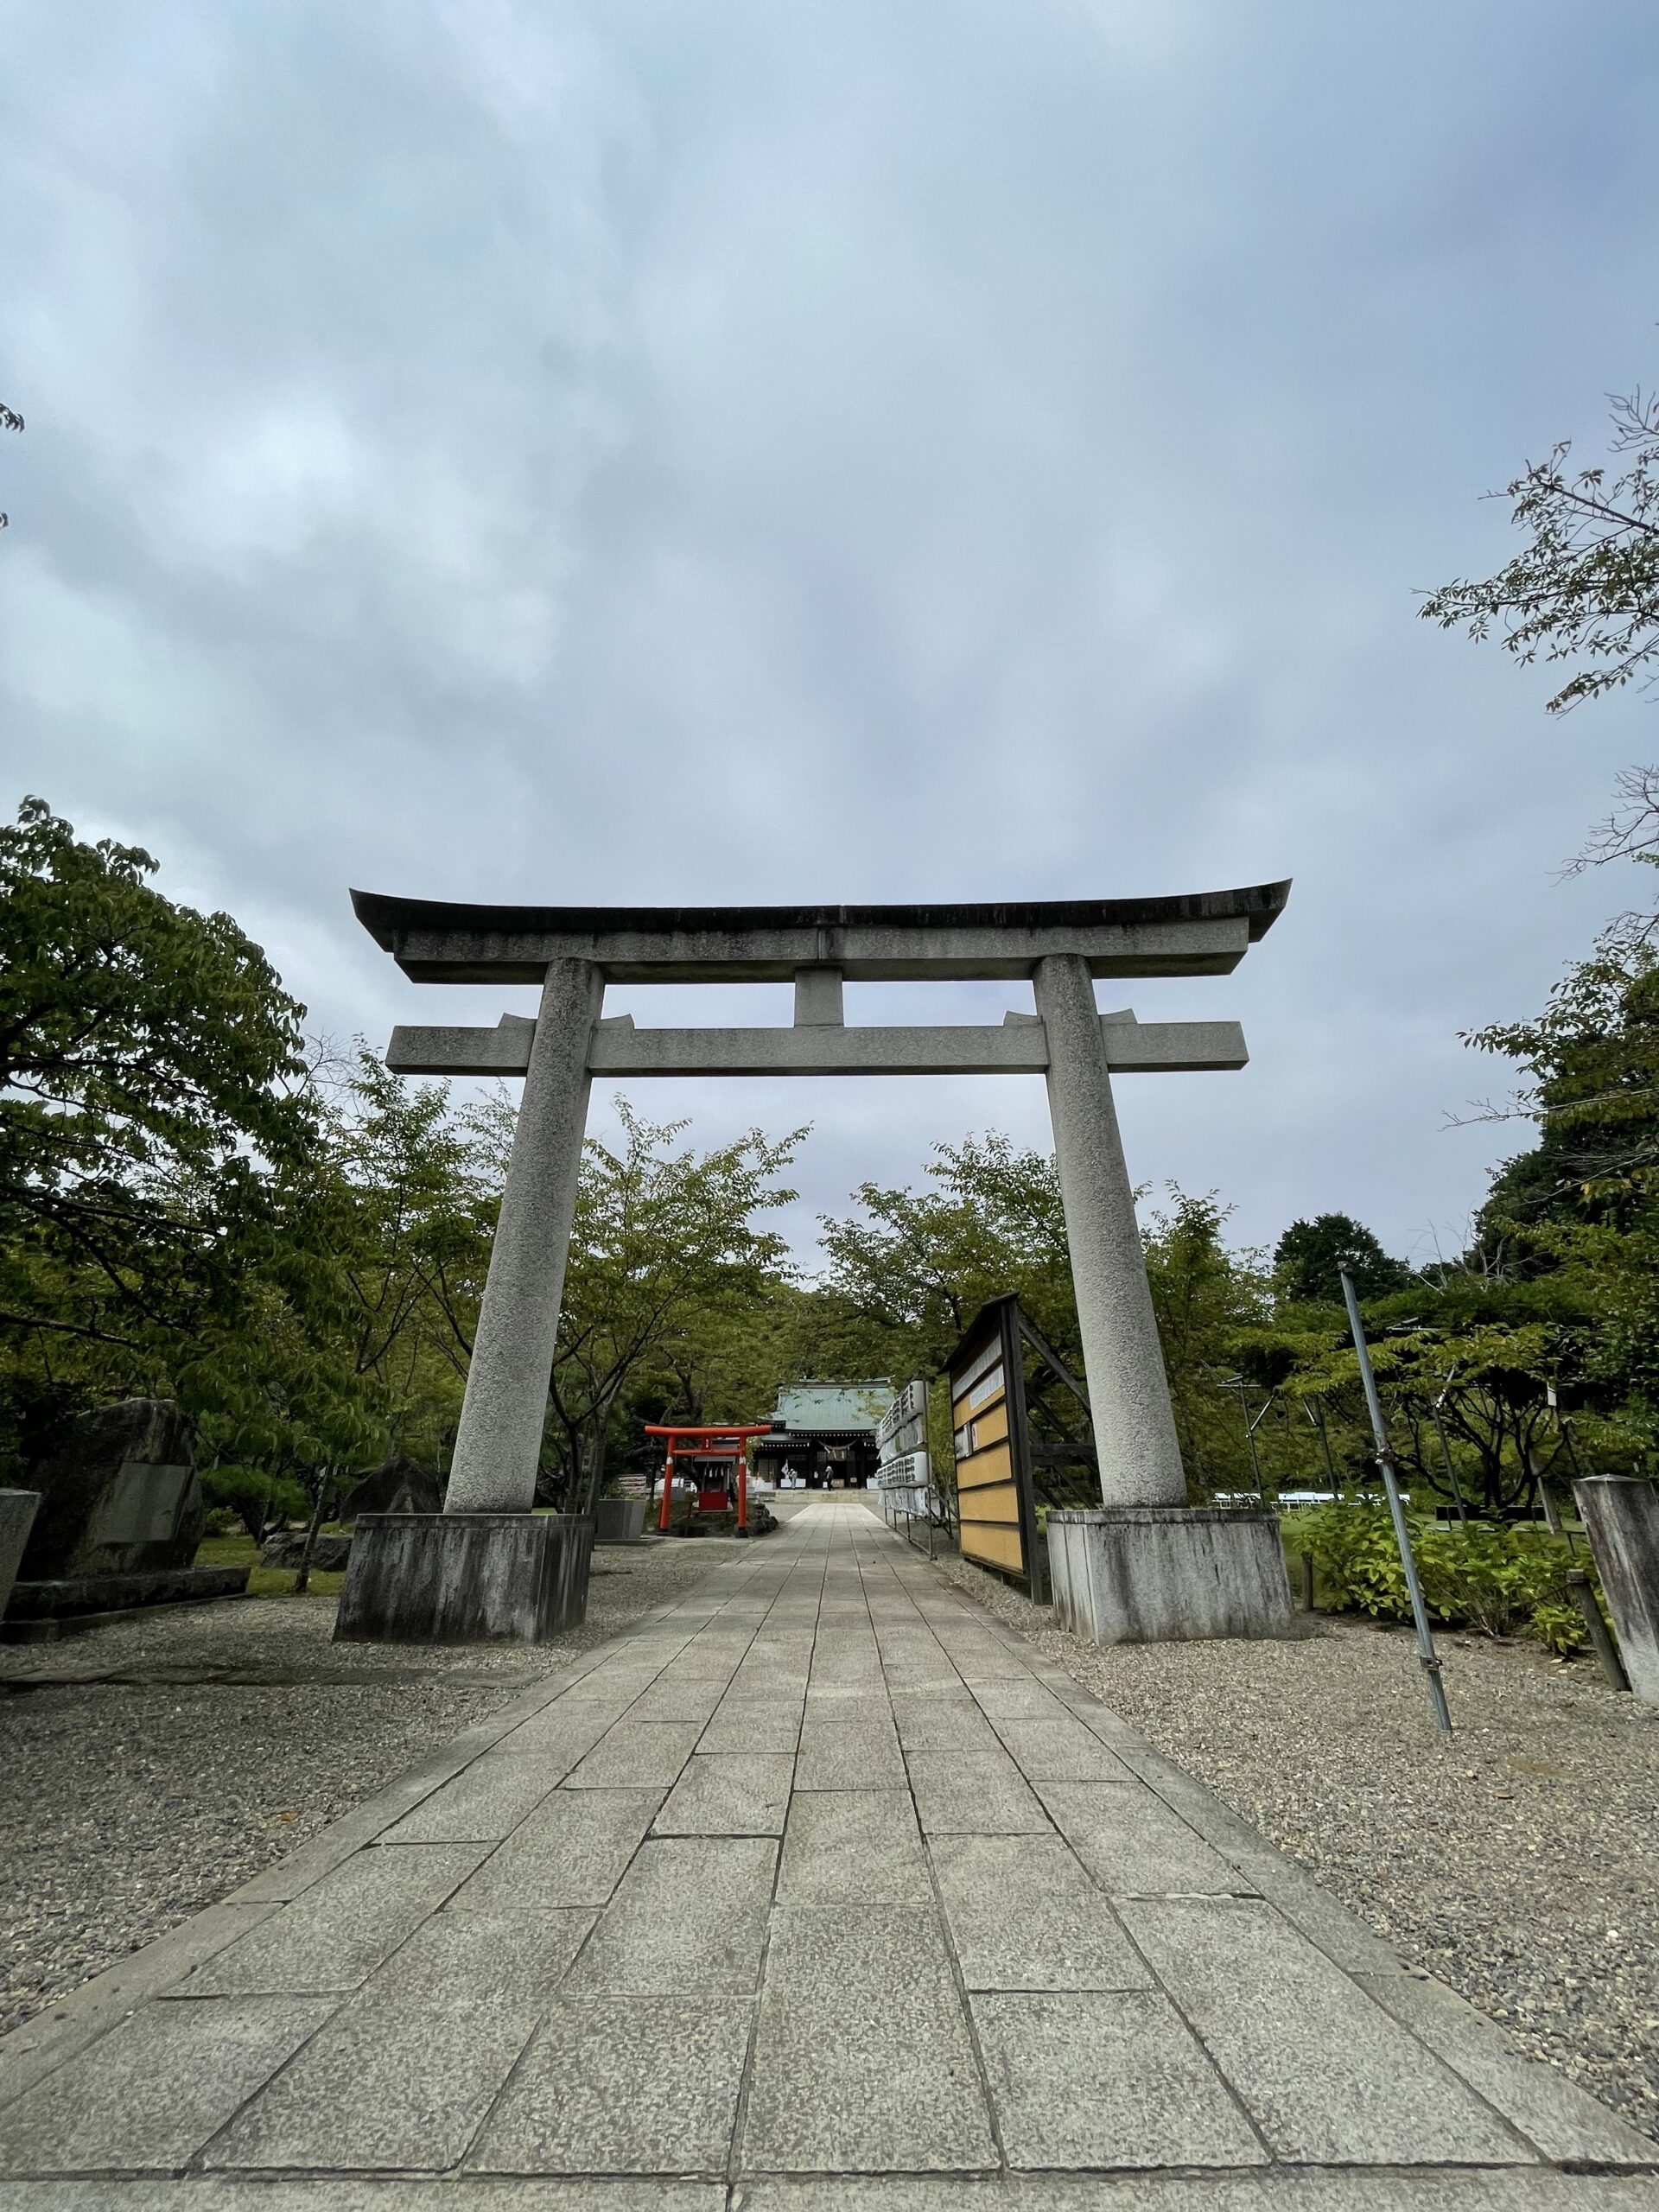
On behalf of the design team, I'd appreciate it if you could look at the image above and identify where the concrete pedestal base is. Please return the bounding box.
[334,1513,593,1644]
[594,1497,648,1544]
[0,1490,41,1621]
[1046,1505,1294,1644]
[2,1563,249,1641]
[1575,1476,1658,1704]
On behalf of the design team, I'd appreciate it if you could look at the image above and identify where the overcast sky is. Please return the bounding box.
[5,0,1659,1271]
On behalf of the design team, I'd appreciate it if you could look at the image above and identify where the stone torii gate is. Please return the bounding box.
[334,884,1295,1646]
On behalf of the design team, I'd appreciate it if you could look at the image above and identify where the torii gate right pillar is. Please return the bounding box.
[1034,952,1294,1643]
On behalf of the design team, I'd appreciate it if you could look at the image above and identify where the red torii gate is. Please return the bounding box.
[645,1423,772,1537]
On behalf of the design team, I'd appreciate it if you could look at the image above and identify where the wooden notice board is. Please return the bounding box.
[946,1297,1040,1587]
[945,1295,1100,1597]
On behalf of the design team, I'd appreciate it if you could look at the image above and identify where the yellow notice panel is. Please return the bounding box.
[956,1441,1012,1491]
[960,1520,1024,1574]
[959,1481,1020,1526]
[952,1399,1010,1453]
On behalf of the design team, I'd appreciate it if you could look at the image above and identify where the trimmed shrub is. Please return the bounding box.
[1289,1503,1601,1656]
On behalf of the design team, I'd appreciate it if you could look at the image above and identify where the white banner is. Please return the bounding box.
[877,1377,929,1454]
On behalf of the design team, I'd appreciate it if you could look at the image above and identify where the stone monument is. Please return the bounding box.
[336,883,1294,1643]
[3,1399,249,1640]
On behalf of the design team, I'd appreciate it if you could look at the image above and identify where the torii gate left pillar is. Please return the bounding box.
[334,885,1296,1645]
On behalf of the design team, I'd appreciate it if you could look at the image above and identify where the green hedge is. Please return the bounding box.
[1287,1504,1599,1656]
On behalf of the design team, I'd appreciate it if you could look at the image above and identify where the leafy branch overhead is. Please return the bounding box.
[1421,387,1659,714]
[0,399,19,530]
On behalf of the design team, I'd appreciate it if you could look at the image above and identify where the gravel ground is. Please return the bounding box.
[0,1536,734,2039]
[939,1551,1659,2140]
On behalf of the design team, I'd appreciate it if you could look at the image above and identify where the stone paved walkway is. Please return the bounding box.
[0,1498,1654,2210]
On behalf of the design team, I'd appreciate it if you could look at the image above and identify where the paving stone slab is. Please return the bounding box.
[720,2177,1659,2212]
[381,1753,570,1844]
[9,2182,1659,2212]
[793,1722,909,1790]
[943,1648,1030,1681]
[184,1917,585,2166]
[806,1666,885,1695]
[0,1997,334,2173]
[728,1668,812,1699]
[777,1790,932,1905]
[652,1753,794,1835]
[1355,1967,1659,2165]
[801,1681,879,1714]
[929,1834,1154,1991]
[563,1836,775,1994]
[972,1988,1267,2169]
[742,1903,995,2172]
[178,1844,486,1995]
[563,1721,703,1789]
[551,1669,666,1708]
[670,1644,752,1680]
[697,1699,804,1754]
[626,1676,728,1724]
[494,1703,621,1762]
[1048,1687,1151,1747]
[1035,1779,1247,1897]
[1120,1894,1535,2166]
[904,1747,1049,1834]
[468,1995,752,2175]
[0,1900,282,2112]
[889,1693,1001,1751]
[798,1694,898,1741]
[962,1675,1069,1715]
[206,1993,543,2171]
[1112,1749,1402,1971]
[989,1714,1132,1781]
[448,1789,664,1910]
[213,1675,600,1909]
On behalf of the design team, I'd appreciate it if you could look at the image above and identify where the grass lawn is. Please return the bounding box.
[195,1530,347,1600]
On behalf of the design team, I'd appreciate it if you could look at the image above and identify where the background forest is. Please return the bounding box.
[6,789,1659,1537]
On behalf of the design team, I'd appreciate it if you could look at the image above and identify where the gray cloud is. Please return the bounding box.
[4,0,1658,1270]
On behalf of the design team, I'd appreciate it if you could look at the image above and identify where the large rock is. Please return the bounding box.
[19,1401,201,1580]
[260,1531,353,1573]
[340,1456,444,1522]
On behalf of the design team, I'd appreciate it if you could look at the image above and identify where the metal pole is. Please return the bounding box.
[1339,1267,1452,1733]
[1429,1381,1470,1524]
[1311,1399,1338,1489]
[1527,1444,1568,1542]
[1241,1388,1263,1499]
[1545,1385,1581,1557]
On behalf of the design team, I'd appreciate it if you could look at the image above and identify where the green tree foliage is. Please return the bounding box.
[0,798,328,1467]
[817,1134,1075,1380]
[543,1103,804,1507]
[1274,1213,1411,1302]
[1421,386,1659,715]
[1471,941,1659,1235]
[1141,1189,1272,1495]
